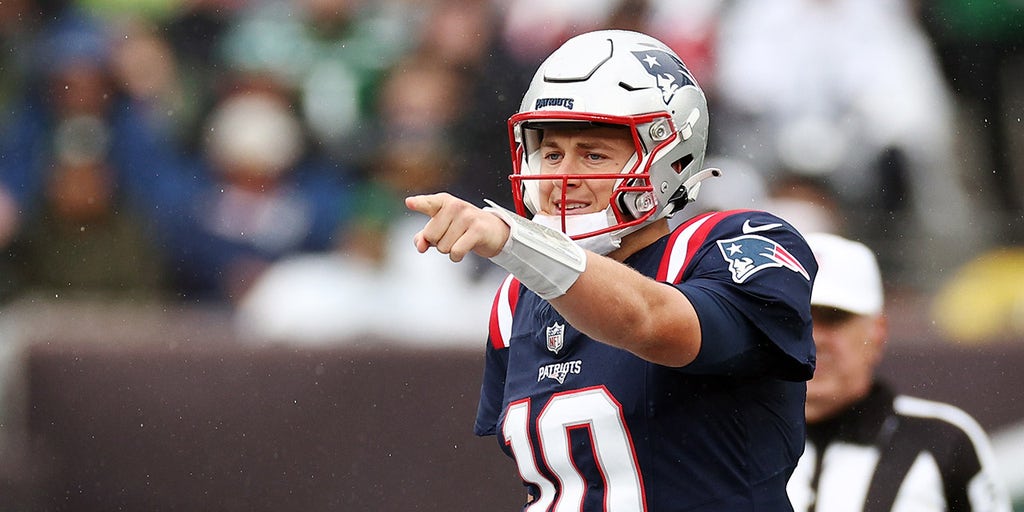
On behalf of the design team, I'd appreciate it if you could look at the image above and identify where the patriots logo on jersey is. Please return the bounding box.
[631,49,696,105]
[717,234,811,283]
[537,360,582,384]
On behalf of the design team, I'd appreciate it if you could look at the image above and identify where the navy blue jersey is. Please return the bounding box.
[475,209,818,511]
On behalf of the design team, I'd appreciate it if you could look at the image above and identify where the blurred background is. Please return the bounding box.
[0,0,1021,510]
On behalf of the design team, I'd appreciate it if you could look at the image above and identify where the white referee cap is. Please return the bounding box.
[805,232,884,316]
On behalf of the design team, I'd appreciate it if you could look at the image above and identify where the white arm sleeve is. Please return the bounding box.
[483,200,586,300]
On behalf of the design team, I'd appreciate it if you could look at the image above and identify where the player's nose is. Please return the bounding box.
[552,160,585,186]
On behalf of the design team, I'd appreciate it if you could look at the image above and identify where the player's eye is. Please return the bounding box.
[542,151,563,163]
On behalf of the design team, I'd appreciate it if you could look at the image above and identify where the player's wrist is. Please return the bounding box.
[483,200,586,300]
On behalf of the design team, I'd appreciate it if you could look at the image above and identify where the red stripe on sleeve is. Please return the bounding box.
[656,211,716,281]
[674,211,731,283]
[488,277,521,350]
[659,210,754,284]
[507,278,521,314]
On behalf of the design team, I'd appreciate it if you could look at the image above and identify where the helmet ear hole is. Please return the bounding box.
[671,152,696,175]
[672,154,694,175]
[666,154,696,209]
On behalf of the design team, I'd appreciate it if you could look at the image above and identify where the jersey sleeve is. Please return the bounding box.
[663,210,817,380]
[474,275,518,436]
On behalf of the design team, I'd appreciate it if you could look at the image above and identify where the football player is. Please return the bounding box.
[407,29,817,511]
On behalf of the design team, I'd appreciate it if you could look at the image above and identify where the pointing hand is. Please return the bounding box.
[405,193,510,262]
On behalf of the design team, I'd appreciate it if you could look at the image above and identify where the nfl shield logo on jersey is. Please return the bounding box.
[546,322,565,354]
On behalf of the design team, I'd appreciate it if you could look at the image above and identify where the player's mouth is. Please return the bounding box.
[554,200,591,215]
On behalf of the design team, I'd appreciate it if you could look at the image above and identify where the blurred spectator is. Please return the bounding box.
[712,0,983,289]
[160,0,249,144]
[345,48,478,262]
[106,15,198,146]
[0,0,48,112]
[341,136,458,267]
[334,51,468,267]
[215,0,415,166]
[162,88,354,303]
[762,173,844,237]
[372,55,464,150]
[235,40,507,344]
[0,8,191,301]
[412,0,526,208]
[921,0,1024,242]
[236,134,502,346]
[5,123,167,300]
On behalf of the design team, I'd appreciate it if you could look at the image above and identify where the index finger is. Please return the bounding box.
[405,193,446,217]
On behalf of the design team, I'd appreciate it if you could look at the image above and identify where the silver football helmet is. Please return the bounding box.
[508,30,715,242]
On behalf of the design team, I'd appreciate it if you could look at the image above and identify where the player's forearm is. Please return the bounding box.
[550,253,702,367]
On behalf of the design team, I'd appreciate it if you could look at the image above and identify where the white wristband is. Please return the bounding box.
[483,200,586,300]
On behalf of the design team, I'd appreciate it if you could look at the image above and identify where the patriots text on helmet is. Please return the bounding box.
[534,97,575,110]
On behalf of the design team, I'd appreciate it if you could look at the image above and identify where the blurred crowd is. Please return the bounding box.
[0,0,1022,345]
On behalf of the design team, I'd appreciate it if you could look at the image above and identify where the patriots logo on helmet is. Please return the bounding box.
[631,49,696,105]
[717,235,810,283]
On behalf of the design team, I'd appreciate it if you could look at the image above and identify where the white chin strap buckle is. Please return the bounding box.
[483,200,586,300]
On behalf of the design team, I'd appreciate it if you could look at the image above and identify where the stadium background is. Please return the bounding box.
[0,0,1021,510]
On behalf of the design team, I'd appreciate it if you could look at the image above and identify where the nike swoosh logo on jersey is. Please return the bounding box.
[742,219,784,234]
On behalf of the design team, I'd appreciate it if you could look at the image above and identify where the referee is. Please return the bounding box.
[788,233,1012,512]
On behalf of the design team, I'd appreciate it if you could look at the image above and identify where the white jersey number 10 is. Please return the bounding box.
[502,386,646,512]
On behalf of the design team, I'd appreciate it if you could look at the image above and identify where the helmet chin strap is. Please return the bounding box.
[680,167,722,205]
[532,211,623,255]
[663,167,723,217]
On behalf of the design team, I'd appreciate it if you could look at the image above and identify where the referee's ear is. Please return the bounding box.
[866,313,888,369]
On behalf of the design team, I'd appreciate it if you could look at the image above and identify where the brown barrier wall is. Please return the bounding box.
[17,342,525,512]
[8,336,1024,511]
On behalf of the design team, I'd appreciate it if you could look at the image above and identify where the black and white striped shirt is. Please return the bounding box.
[787,383,1011,512]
